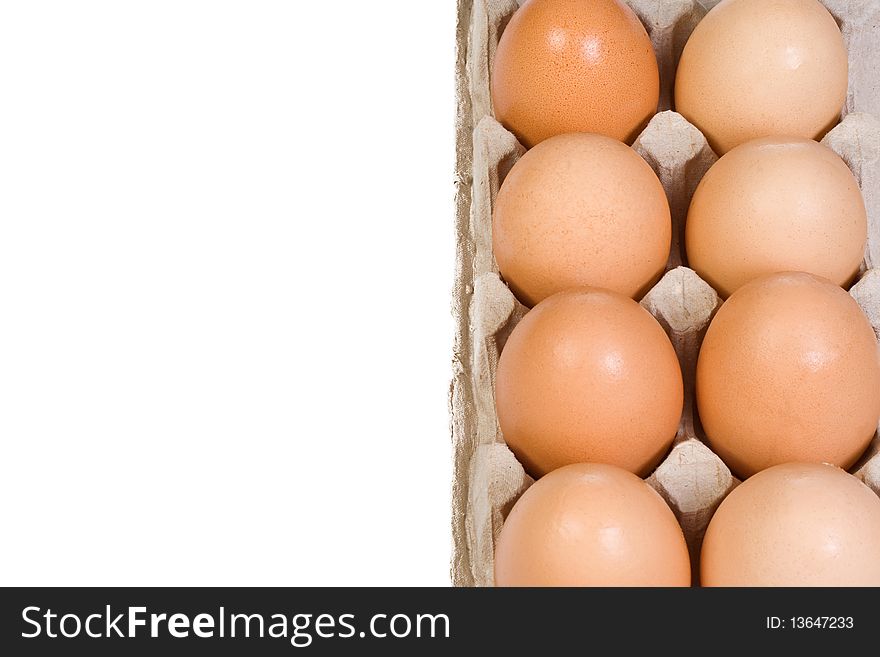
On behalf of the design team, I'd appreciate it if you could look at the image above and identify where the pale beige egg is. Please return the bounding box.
[675,0,847,154]
[702,463,880,586]
[493,132,671,307]
[495,463,691,587]
[686,137,867,298]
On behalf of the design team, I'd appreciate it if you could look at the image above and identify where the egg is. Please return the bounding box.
[674,0,847,154]
[696,272,880,479]
[496,287,683,478]
[493,133,671,306]
[686,137,867,298]
[491,0,659,148]
[701,463,880,586]
[495,463,691,586]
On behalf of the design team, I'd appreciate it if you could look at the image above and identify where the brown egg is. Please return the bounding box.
[696,273,880,479]
[495,463,691,586]
[494,133,671,306]
[686,137,867,298]
[702,463,880,586]
[491,0,659,148]
[496,288,683,478]
[675,0,847,154]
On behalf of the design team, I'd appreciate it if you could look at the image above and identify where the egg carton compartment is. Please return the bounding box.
[452,0,880,587]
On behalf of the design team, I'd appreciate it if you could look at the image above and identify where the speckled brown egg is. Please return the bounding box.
[495,463,691,587]
[495,287,683,478]
[686,137,867,298]
[696,273,880,479]
[493,132,671,306]
[492,0,660,148]
[675,0,847,154]
[701,463,880,586]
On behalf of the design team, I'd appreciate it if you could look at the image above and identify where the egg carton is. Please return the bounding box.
[451,0,880,587]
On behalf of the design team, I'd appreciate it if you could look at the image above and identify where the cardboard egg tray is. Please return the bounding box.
[451,0,880,586]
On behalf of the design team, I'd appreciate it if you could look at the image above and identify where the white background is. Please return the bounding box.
[0,1,455,585]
